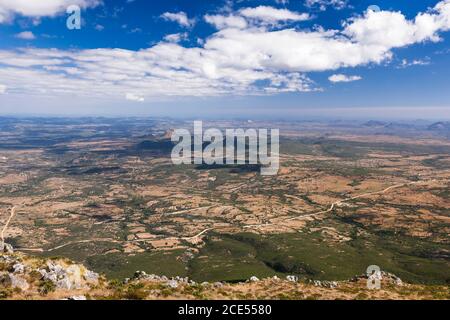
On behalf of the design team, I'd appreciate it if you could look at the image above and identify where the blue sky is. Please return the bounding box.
[0,0,449,119]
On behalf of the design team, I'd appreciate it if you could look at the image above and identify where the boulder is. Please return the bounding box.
[166,280,178,289]
[249,276,259,282]
[0,242,14,254]
[84,270,99,284]
[66,265,84,289]
[68,295,87,300]
[12,263,25,274]
[56,277,72,290]
[1,273,29,291]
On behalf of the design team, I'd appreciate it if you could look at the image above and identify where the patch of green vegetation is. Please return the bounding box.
[39,280,56,295]
[86,250,188,280]
[0,288,13,299]
[189,230,449,284]
[303,160,379,178]
[40,240,121,267]
[421,157,450,169]
[279,139,317,155]
[188,235,278,282]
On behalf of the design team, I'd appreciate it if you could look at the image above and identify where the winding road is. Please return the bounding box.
[193,179,431,236]
[1,206,16,246]
[11,179,434,253]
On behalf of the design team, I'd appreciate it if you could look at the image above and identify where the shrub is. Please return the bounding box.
[39,280,56,295]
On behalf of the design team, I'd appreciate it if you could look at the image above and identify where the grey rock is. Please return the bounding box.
[0,242,14,254]
[134,270,147,279]
[56,277,72,290]
[249,276,259,282]
[368,270,383,281]
[166,280,178,289]
[84,270,99,284]
[350,271,402,286]
[1,273,29,291]
[68,295,87,300]
[12,263,25,274]
[394,278,403,286]
[286,275,299,282]
[40,269,58,283]
[320,281,338,288]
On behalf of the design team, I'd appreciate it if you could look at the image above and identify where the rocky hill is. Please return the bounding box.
[1,244,449,300]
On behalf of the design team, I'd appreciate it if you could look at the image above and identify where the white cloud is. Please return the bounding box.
[328,74,362,83]
[163,32,188,43]
[161,11,194,27]
[399,58,430,68]
[305,0,348,11]
[0,0,100,23]
[0,84,6,94]
[205,6,309,30]
[0,2,450,100]
[15,31,36,40]
[239,6,310,23]
[343,2,450,48]
[204,14,248,29]
[125,93,144,102]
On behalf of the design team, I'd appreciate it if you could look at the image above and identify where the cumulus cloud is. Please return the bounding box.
[0,84,6,94]
[328,74,362,83]
[125,93,144,102]
[204,14,248,29]
[161,11,194,27]
[205,6,309,30]
[14,31,36,40]
[0,0,100,23]
[239,6,310,23]
[305,0,348,11]
[343,2,450,47]
[0,2,449,100]
[163,32,188,43]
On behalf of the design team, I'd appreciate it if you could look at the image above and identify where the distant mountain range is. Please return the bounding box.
[427,122,450,131]
[362,121,450,133]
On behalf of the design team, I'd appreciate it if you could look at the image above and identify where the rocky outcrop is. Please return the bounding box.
[310,280,338,289]
[0,273,29,291]
[286,275,299,282]
[0,251,100,297]
[1,251,447,300]
[350,271,403,286]
[38,261,99,290]
[0,242,14,254]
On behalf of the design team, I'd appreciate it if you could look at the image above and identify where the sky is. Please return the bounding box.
[0,0,449,119]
